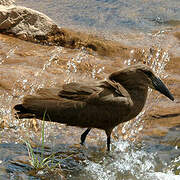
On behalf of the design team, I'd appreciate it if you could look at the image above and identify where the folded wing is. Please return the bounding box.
[14,80,133,127]
[58,80,132,106]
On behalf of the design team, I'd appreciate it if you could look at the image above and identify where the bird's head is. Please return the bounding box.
[109,64,174,101]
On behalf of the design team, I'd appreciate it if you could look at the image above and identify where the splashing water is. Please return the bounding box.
[121,47,170,140]
[64,47,105,83]
[0,47,18,126]
[0,46,64,144]
[69,138,165,180]
[0,47,17,65]
[32,46,63,93]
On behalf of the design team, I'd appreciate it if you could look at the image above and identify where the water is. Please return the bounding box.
[0,34,179,179]
[17,0,180,34]
[0,0,180,179]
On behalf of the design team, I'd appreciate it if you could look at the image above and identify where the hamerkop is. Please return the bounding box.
[14,64,174,151]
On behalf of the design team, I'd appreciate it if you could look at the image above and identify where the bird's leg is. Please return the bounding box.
[107,135,111,151]
[80,128,91,145]
[105,129,113,151]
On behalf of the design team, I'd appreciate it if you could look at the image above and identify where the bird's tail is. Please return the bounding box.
[14,104,35,119]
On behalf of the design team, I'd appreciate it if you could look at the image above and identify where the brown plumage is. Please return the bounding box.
[14,64,174,151]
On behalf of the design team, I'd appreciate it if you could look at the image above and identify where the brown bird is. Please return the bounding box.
[14,64,174,151]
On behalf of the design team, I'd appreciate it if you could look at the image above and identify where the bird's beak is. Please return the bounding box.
[152,76,174,101]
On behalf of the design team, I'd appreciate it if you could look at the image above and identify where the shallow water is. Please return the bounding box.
[17,0,180,34]
[0,0,180,179]
[0,33,179,179]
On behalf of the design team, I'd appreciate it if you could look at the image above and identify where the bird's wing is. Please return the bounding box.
[58,80,133,106]
[58,82,101,101]
[18,81,132,122]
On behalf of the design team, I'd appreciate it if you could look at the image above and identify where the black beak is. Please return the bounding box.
[152,77,174,101]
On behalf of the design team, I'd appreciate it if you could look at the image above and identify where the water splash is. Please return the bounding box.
[42,47,63,72]
[82,139,159,180]
[0,46,64,144]
[121,47,170,140]
[0,47,17,64]
[64,47,105,83]
[146,172,180,180]
[81,138,180,180]
[32,46,63,93]
[167,155,180,176]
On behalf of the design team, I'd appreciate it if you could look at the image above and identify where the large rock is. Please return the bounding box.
[0,2,129,57]
[0,4,60,42]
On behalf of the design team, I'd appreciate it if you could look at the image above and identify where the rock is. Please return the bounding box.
[0,0,15,6]
[0,4,60,42]
[0,3,129,57]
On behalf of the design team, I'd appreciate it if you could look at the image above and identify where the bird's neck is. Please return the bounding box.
[126,85,148,119]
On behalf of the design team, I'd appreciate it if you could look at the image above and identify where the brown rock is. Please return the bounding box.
[0,4,59,41]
